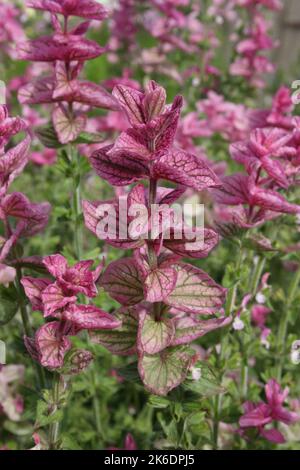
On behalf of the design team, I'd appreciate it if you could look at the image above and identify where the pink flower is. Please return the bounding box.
[237,0,282,10]
[251,305,271,330]
[0,264,16,286]
[230,12,278,88]
[22,254,120,369]
[231,128,294,188]
[0,2,26,58]
[90,81,220,191]
[22,254,102,317]
[108,433,138,450]
[26,0,108,20]
[239,379,299,443]
[30,149,57,166]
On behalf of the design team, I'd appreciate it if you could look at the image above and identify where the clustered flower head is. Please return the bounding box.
[0,105,50,281]
[230,0,281,88]
[0,2,26,59]
[211,88,300,230]
[22,254,120,369]
[239,379,299,443]
[18,0,119,145]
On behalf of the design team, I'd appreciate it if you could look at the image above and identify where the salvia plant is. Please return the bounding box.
[1,0,300,452]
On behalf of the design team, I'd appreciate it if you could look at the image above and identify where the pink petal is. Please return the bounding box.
[144,266,177,303]
[43,254,68,278]
[63,304,121,330]
[18,35,105,62]
[35,321,72,369]
[52,105,86,144]
[239,403,272,427]
[27,0,108,21]
[164,262,226,315]
[101,258,144,306]
[260,427,285,444]
[152,148,221,191]
[163,228,219,259]
[172,315,232,346]
[41,282,77,317]
[21,277,52,312]
[112,85,144,126]
[0,136,30,196]
[90,145,149,186]
[211,174,250,205]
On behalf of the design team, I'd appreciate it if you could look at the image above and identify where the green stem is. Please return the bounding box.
[68,145,103,439]
[212,394,222,450]
[249,257,266,297]
[275,267,300,382]
[91,370,103,440]
[225,244,244,316]
[212,244,244,449]
[240,256,266,399]
[49,373,61,450]
[69,144,82,260]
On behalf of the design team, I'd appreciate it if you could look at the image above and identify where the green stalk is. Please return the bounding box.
[212,244,244,449]
[68,144,104,439]
[239,256,266,399]
[275,267,300,382]
[49,373,61,450]
[69,143,82,260]
[249,257,266,297]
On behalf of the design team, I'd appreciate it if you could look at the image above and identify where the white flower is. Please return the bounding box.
[233,317,244,331]
[191,367,202,381]
[291,341,300,365]
[255,292,266,304]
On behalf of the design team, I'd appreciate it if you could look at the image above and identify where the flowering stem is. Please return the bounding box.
[69,143,82,260]
[275,267,300,382]
[225,243,244,316]
[240,256,266,399]
[249,257,266,297]
[15,266,46,390]
[90,369,103,441]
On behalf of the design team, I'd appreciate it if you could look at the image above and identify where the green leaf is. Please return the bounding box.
[117,361,142,384]
[138,347,194,396]
[101,258,144,306]
[138,311,175,354]
[90,306,138,355]
[183,363,224,397]
[148,395,170,409]
[36,400,64,427]
[3,421,33,437]
[73,131,104,144]
[35,123,63,149]
[165,263,226,315]
[60,435,81,450]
